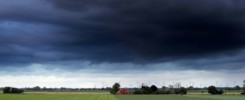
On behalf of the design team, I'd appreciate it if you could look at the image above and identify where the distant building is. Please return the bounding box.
[116,88,129,95]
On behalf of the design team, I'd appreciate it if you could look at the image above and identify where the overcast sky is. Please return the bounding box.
[0,0,245,88]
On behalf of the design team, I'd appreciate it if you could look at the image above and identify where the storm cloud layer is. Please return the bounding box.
[0,0,245,70]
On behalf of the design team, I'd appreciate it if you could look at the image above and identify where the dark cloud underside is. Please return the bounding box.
[0,0,245,69]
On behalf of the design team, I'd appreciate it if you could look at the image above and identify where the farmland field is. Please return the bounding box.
[0,93,116,100]
[0,92,244,100]
[117,95,245,100]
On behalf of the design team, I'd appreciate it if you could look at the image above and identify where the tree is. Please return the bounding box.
[179,87,187,95]
[110,83,120,94]
[175,83,181,89]
[150,85,158,93]
[235,86,241,90]
[42,87,47,90]
[173,87,187,95]
[169,85,175,94]
[3,87,24,94]
[208,86,217,94]
[187,86,194,90]
[161,86,167,90]
[208,86,223,95]
[33,86,41,90]
[133,90,142,94]
[141,85,151,94]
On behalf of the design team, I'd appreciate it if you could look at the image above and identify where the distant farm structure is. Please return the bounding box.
[116,88,129,95]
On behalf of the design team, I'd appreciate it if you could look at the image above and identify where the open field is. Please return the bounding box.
[188,90,242,95]
[117,95,245,100]
[0,93,116,100]
[0,92,244,100]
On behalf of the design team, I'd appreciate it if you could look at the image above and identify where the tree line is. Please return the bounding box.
[1,83,245,95]
[3,87,24,94]
[110,83,245,95]
[110,83,187,95]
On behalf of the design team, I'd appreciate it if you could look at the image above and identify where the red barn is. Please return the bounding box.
[116,88,129,95]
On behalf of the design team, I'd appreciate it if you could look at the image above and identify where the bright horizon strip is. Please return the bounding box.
[0,63,244,88]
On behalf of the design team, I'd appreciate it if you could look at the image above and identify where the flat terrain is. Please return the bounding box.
[117,95,245,100]
[0,93,116,100]
[0,92,244,100]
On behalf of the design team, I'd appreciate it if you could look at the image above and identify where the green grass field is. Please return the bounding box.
[117,95,245,100]
[0,93,116,100]
[0,92,244,100]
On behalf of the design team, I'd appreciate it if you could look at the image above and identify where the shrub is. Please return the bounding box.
[133,90,142,94]
[208,86,223,95]
[3,87,24,94]
[141,86,151,94]
[179,87,187,95]
[164,90,171,94]
[155,90,166,94]
[217,90,224,94]
[173,87,187,95]
[132,86,187,95]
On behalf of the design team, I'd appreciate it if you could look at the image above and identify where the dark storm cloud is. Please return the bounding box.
[0,0,245,70]
[49,0,245,61]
